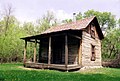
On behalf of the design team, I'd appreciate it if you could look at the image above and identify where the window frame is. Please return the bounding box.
[91,44,96,61]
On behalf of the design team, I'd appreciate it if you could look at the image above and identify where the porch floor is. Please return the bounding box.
[25,62,82,71]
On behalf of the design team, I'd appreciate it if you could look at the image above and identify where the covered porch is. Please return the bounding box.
[21,30,82,71]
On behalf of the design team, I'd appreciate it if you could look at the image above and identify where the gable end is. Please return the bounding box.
[84,17,104,40]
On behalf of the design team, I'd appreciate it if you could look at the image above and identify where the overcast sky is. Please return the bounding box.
[0,0,120,22]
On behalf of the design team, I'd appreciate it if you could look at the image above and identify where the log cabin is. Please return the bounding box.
[21,16,104,71]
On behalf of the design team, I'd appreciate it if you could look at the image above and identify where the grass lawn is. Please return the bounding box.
[0,63,120,81]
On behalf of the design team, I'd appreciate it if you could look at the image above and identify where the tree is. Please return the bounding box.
[36,11,57,33]
[62,10,116,32]
[118,18,120,28]
[62,19,72,24]
[0,5,14,63]
[102,28,120,61]
[76,12,82,20]
[62,12,82,24]
[3,4,14,36]
[0,5,25,63]
[0,16,25,63]
[22,22,35,35]
[83,10,116,31]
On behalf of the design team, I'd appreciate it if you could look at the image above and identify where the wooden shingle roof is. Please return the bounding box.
[41,16,95,34]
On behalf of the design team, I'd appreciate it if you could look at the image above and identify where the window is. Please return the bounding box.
[91,45,96,61]
[90,23,95,38]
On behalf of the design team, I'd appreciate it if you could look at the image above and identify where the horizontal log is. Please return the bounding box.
[68,34,81,39]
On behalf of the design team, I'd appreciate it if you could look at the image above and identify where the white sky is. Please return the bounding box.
[0,0,120,22]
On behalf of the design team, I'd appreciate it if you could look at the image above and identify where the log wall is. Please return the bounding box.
[81,31,101,66]
[68,36,79,64]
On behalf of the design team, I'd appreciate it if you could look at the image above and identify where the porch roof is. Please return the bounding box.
[21,16,104,40]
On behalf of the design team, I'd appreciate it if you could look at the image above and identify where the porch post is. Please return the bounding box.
[48,36,51,65]
[78,40,82,65]
[34,39,37,63]
[65,34,68,68]
[23,40,27,64]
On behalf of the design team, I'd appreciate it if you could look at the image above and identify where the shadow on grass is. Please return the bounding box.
[0,70,120,81]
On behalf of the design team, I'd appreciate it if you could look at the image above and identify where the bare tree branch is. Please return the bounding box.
[3,4,14,36]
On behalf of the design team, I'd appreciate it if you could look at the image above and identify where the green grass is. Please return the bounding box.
[0,63,120,81]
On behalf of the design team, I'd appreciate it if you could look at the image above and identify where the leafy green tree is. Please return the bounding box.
[22,22,35,35]
[62,19,72,24]
[83,10,116,31]
[62,12,82,24]
[62,10,116,32]
[102,28,120,61]
[0,16,25,63]
[36,11,57,33]
[118,18,120,28]
[0,5,25,63]
[76,12,82,20]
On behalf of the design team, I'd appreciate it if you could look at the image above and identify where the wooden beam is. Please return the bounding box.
[65,34,68,68]
[34,39,37,63]
[38,40,41,63]
[23,40,27,64]
[39,33,66,39]
[29,40,40,43]
[48,36,51,65]
[68,34,81,39]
